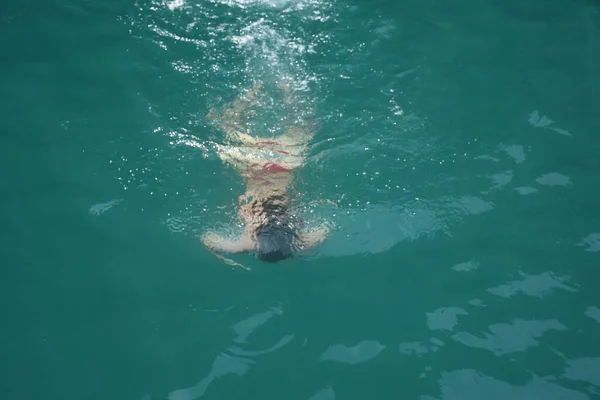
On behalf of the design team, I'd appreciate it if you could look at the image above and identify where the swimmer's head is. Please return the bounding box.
[255,216,296,263]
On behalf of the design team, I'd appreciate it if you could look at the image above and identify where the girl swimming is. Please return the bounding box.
[201,81,330,262]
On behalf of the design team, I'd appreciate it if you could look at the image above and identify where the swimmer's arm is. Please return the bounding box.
[297,223,332,252]
[208,83,262,145]
[201,232,254,254]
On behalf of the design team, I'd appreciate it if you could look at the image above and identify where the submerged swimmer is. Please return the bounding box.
[201,81,330,263]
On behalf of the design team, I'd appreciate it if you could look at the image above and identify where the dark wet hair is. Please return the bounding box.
[254,195,298,263]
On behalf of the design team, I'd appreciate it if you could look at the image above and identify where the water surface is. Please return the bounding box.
[1,0,600,399]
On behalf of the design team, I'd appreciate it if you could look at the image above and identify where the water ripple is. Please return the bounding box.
[320,340,385,365]
[487,272,576,299]
[452,319,567,356]
[425,369,588,400]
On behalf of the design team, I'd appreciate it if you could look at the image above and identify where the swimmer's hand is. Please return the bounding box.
[201,231,254,254]
[297,222,333,253]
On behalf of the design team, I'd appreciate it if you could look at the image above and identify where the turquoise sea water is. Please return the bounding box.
[2,0,600,398]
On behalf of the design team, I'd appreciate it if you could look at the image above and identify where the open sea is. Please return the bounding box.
[2,0,600,399]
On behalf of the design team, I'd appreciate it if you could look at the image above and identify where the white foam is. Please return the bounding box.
[212,0,324,10]
[166,0,185,10]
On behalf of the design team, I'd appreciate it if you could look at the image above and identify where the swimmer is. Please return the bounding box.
[201,80,331,263]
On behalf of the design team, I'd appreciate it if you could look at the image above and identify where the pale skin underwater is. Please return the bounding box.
[201,80,332,262]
